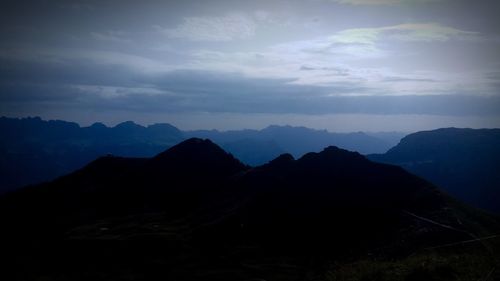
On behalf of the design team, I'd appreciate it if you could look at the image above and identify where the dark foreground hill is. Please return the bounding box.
[1,138,499,281]
[369,128,500,213]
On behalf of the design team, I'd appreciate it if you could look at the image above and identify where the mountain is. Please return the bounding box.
[0,116,184,193]
[0,117,404,193]
[186,125,400,164]
[1,138,498,281]
[369,128,500,214]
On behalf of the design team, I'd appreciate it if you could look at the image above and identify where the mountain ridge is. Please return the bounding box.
[0,116,404,193]
[369,127,500,213]
[1,137,499,280]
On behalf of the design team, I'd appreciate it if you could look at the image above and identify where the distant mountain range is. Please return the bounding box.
[185,125,402,161]
[0,116,184,193]
[2,138,498,280]
[0,116,404,192]
[3,116,500,217]
[369,128,500,214]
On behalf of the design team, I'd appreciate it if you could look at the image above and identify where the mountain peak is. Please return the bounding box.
[159,138,219,154]
[321,145,364,159]
[89,122,107,129]
[270,153,294,164]
[150,138,248,178]
[154,138,234,161]
[147,123,180,131]
[264,153,295,170]
[298,145,367,165]
[114,121,143,129]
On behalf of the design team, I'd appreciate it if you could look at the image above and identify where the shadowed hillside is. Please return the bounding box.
[1,138,498,281]
[369,128,500,213]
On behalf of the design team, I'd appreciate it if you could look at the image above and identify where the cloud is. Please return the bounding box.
[90,30,131,43]
[1,56,499,117]
[332,0,444,5]
[158,13,256,42]
[381,76,437,83]
[0,22,488,102]
[330,23,478,45]
[383,23,478,42]
[299,65,350,76]
[4,81,500,117]
[334,0,400,4]
[260,22,477,63]
[178,35,490,96]
[70,85,167,99]
[1,39,499,126]
[330,28,380,45]
[0,47,170,74]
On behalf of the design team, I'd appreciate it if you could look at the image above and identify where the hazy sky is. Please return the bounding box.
[1,0,500,131]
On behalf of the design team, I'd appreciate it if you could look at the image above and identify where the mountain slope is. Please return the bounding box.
[0,138,248,237]
[0,117,403,193]
[369,128,500,213]
[1,138,498,280]
[0,116,185,192]
[220,146,495,255]
[186,125,397,160]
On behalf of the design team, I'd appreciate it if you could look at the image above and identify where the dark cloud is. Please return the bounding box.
[2,60,499,117]
[1,0,500,130]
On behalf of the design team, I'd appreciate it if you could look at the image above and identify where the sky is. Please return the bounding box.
[1,0,500,132]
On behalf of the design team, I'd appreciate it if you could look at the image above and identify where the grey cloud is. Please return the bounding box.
[299,65,350,76]
[2,58,499,117]
[0,57,142,89]
[90,31,131,43]
[158,13,257,42]
[486,72,500,81]
[381,77,437,83]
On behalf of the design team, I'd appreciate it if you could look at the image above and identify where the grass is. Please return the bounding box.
[325,250,498,281]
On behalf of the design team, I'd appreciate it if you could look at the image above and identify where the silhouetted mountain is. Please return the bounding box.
[0,117,403,193]
[146,138,248,190]
[186,125,399,164]
[0,116,184,193]
[369,128,500,213]
[1,138,498,280]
